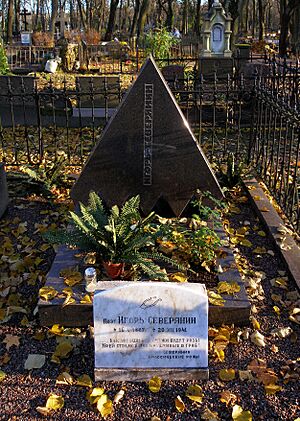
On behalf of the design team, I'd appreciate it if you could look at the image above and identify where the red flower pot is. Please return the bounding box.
[103,261,125,279]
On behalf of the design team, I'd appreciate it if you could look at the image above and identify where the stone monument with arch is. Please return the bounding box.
[199,0,233,77]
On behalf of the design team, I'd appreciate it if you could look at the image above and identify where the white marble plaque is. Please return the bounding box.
[94,282,208,371]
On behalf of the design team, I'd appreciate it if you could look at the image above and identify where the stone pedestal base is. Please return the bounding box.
[0,163,9,218]
[199,57,234,78]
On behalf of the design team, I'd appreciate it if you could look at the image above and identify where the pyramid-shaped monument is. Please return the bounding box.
[71,56,222,215]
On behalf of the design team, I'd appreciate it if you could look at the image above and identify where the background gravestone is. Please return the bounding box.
[94,282,208,381]
[0,163,9,218]
[73,76,120,118]
[71,56,222,216]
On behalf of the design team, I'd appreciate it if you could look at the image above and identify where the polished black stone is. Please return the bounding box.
[71,56,222,216]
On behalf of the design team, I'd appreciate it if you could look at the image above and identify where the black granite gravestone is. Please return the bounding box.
[71,56,222,216]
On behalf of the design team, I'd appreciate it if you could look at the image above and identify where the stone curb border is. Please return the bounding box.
[244,177,300,291]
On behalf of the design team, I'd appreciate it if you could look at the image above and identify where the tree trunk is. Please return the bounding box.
[130,0,140,37]
[165,0,174,31]
[137,0,150,38]
[181,0,188,35]
[252,0,256,37]
[7,0,14,44]
[50,0,58,35]
[290,2,300,55]
[104,0,119,41]
[77,0,87,31]
[257,0,265,40]
[194,0,201,35]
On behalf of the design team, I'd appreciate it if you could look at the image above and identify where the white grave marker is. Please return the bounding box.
[94,282,208,381]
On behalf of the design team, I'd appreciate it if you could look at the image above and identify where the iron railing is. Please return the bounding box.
[0,57,299,232]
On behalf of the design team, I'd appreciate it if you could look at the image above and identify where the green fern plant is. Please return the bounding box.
[44,192,184,281]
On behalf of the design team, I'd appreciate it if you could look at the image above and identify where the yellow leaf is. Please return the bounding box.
[0,370,6,382]
[96,394,113,418]
[251,318,260,330]
[36,406,51,416]
[76,374,93,388]
[39,286,58,301]
[273,306,281,316]
[253,195,261,201]
[239,238,252,247]
[253,247,267,254]
[219,390,237,406]
[219,368,235,381]
[257,231,266,237]
[60,267,83,287]
[264,384,282,395]
[49,324,64,336]
[148,376,162,393]
[86,387,105,404]
[51,341,73,363]
[80,294,92,304]
[175,395,185,413]
[56,372,74,385]
[208,291,225,306]
[232,405,252,421]
[217,281,240,295]
[62,295,76,307]
[185,384,203,403]
[201,408,220,420]
[169,272,188,283]
[46,394,64,410]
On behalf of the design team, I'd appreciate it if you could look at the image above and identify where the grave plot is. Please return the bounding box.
[38,57,250,328]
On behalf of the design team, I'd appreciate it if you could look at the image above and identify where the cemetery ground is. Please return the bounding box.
[0,165,299,420]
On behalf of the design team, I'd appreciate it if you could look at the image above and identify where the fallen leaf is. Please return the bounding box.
[113,388,125,404]
[39,286,58,301]
[238,370,255,381]
[253,247,267,254]
[264,384,282,395]
[220,390,237,406]
[60,267,83,287]
[76,374,93,388]
[217,281,240,295]
[46,394,64,410]
[56,372,74,385]
[80,294,92,304]
[232,404,252,420]
[51,340,73,363]
[251,318,260,330]
[219,368,235,381]
[239,238,252,247]
[175,395,185,413]
[250,331,266,347]
[208,291,225,306]
[3,334,20,350]
[248,359,267,374]
[86,387,105,404]
[24,354,46,370]
[148,376,162,393]
[96,394,113,418]
[0,370,6,382]
[169,272,188,283]
[201,408,220,420]
[185,384,203,402]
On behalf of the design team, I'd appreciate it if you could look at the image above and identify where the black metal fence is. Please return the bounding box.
[0,56,299,232]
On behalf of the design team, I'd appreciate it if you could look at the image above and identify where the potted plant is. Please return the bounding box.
[44,191,183,280]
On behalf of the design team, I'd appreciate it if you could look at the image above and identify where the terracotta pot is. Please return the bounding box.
[103,261,125,279]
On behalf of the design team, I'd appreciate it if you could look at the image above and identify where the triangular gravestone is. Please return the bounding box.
[71,56,222,216]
